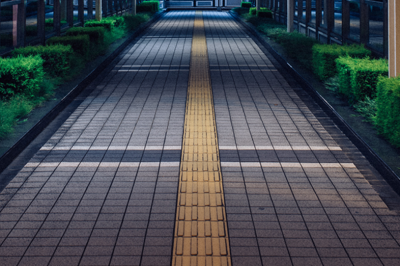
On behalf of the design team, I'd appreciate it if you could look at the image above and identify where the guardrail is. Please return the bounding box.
[255,0,387,57]
[0,0,137,54]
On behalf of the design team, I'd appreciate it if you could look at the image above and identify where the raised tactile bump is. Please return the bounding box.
[172,11,231,266]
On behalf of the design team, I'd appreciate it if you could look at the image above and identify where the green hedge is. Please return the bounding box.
[138,1,159,12]
[241,2,251,8]
[257,8,273,18]
[47,35,90,55]
[336,56,388,101]
[84,20,113,31]
[123,13,149,31]
[249,7,272,18]
[312,44,371,80]
[11,44,73,76]
[376,76,400,148]
[66,27,105,44]
[0,56,44,99]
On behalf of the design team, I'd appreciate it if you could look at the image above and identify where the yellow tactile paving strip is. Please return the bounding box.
[172,11,231,266]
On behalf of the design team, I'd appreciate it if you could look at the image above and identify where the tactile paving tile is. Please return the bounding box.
[172,11,231,266]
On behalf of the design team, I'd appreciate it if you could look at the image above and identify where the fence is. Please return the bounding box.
[256,0,387,57]
[0,0,137,54]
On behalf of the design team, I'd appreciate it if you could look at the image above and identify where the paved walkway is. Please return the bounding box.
[1,11,400,266]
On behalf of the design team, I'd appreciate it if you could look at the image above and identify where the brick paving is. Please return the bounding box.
[0,10,400,266]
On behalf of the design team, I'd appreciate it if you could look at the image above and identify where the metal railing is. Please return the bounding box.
[0,0,137,55]
[256,0,387,57]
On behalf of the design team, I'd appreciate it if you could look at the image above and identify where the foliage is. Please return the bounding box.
[250,7,272,18]
[375,76,400,148]
[12,44,73,76]
[353,97,377,124]
[0,95,34,139]
[335,56,388,102]
[0,55,44,99]
[47,35,90,55]
[67,27,105,43]
[312,44,371,80]
[138,1,159,12]
[123,13,150,31]
[231,7,251,16]
[84,20,113,31]
[241,2,252,8]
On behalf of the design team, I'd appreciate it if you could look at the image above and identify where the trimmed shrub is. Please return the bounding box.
[123,13,149,31]
[11,44,73,76]
[138,1,159,12]
[312,44,371,80]
[241,2,252,8]
[249,7,272,18]
[336,56,388,101]
[0,55,44,99]
[84,20,113,31]
[47,35,90,55]
[66,27,105,43]
[257,8,273,18]
[376,76,400,148]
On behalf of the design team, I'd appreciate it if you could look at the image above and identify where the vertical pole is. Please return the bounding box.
[306,0,311,24]
[108,0,113,17]
[132,0,136,15]
[61,0,67,20]
[359,0,369,45]
[38,0,46,45]
[257,0,260,11]
[102,0,108,17]
[342,0,349,43]
[383,0,388,58]
[326,0,334,41]
[88,0,93,20]
[67,0,73,26]
[389,0,400,77]
[78,0,84,24]
[298,0,303,22]
[287,0,294,32]
[96,0,102,21]
[54,0,61,35]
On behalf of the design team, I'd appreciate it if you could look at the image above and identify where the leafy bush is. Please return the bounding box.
[232,7,251,15]
[257,8,273,18]
[123,13,150,31]
[0,95,34,138]
[67,27,105,43]
[102,16,125,28]
[312,44,371,81]
[138,1,159,12]
[336,56,388,101]
[0,56,44,99]
[250,7,272,18]
[84,20,113,31]
[375,76,400,148]
[241,2,252,8]
[12,45,73,76]
[47,35,90,55]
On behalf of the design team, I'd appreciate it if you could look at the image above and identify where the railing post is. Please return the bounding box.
[96,0,102,20]
[389,0,400,77]
[326,0,334,42]
[88,0,93,20]
[79,0,84,24]
[256,0,260,11]
[383,0,388,58]
[306,0,311,25]
[54,0,61,35]
[132,0,136,15]
[360,0,369,45]
[287,0,294,32]
[108,0,113,16]
[38,0,46,45]
[342,0,350,43]
[67,0,73,27]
